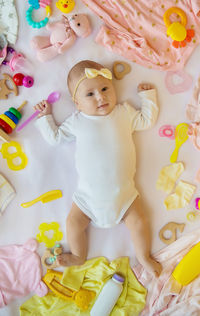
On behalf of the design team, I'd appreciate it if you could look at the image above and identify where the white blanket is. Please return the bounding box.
[0,1,200,315]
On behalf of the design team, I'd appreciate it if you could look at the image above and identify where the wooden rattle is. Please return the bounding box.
[41,244,63,269]
[113,61,131,80]
[159,222,185,245]
[0,73,18,99]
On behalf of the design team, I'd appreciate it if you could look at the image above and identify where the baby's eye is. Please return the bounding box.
[87,92,94,97]
[102,87,108,92]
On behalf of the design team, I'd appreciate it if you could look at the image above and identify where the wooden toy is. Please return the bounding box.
[43,269,95,310]
[0,101,27,135]
[113,61,131,80]
[41,244,63,269]
[0,129,11,143]
[0,73,18,99]
[159,222,185,245]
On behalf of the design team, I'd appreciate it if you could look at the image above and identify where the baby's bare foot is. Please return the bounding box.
[140,256,162,277]
[137,83,154,92]
[56,253,85,267]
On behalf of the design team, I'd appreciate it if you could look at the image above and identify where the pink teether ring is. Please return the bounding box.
[165,70,193,94]
[159,125,175,140]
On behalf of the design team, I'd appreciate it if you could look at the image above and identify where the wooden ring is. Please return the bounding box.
[113,61,131,80]
[159,222,185,245]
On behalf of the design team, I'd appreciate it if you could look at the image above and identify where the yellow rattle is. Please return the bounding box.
[0,141,28,171]
[163,7,195,48]
[36,222,63,248]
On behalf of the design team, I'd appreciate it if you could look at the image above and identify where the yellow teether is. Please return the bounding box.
[170,123,189,163]
[0,141,28,171]
[36,222,63,248]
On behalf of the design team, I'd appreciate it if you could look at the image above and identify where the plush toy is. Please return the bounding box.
[30,14,91,62]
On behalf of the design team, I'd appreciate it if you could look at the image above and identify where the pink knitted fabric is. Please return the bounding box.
[0,238,48,308]
[82,0,200,71]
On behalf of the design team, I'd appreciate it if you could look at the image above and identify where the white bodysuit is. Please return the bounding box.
[36,89,158,228]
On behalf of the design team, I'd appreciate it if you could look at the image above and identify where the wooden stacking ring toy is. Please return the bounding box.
[159,222,185,245]
[0,101,26,138]
[113,61,131,80]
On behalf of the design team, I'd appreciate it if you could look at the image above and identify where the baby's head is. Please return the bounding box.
[67,60,117,116]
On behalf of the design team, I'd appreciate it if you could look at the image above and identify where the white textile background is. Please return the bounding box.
[0,0,200,315]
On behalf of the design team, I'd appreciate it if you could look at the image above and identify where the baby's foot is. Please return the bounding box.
[140,256,162,277]
[137,83,154,92]
[56,253,85,267]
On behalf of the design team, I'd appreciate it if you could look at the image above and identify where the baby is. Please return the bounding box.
[35,60,162,276]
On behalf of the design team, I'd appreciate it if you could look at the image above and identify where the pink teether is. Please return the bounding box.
[159,125,175,139]
[165,70,193,94]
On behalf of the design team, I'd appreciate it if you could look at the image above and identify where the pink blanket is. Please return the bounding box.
[133,229,200,315]
[82,0,200,71]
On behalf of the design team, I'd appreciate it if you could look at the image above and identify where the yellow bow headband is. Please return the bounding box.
[72,68,112,101]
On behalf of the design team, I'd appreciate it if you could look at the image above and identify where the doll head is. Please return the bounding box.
[67,60,117,116]
[69,14,91,38]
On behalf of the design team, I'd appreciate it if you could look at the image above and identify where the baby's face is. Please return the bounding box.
[75,75,117,116]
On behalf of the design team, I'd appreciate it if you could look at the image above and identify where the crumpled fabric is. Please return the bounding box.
[188,122,200,150]
[20,257,147,316]
[156,162,184,194]
[0,0,18,44]
[134,228,200,316]
[81,0,200,71]
[164,180,196,210]
[0,173,15,216]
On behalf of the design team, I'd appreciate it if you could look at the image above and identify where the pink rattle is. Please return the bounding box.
[16,91,60,132]
[159,125,175,139]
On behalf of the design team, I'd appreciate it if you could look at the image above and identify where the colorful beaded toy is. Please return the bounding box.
[0,101,27,135]
[26,0,51,29]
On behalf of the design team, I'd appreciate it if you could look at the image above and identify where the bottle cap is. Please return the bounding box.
[112,273,124,283]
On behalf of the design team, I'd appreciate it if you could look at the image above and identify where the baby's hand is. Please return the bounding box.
[34,100,52,117]
[137,83,154,92]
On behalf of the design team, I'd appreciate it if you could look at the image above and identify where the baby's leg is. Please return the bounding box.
[57,202,90,267]
[123,197,162,277]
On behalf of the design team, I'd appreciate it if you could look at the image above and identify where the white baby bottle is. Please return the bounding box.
[90,273,124,316]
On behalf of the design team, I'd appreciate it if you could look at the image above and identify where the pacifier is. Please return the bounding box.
[163,7,195,48]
